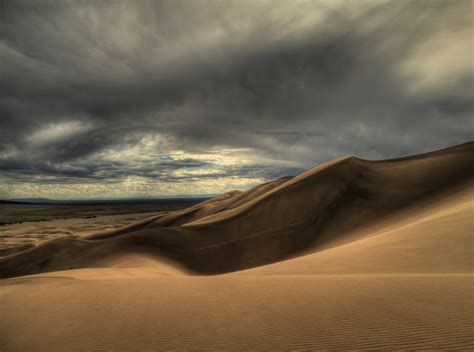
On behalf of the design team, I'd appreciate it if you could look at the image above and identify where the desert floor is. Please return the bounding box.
[0,212,163,251]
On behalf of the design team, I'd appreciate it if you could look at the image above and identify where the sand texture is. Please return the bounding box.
[0,142,473,350]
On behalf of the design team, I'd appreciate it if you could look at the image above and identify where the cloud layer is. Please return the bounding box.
[0,0,472,198]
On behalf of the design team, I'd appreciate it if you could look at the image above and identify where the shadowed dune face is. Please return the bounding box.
[238,189,473,275]
[0,142,473,278]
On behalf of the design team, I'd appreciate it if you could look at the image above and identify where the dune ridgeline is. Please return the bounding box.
[1,142,472,278]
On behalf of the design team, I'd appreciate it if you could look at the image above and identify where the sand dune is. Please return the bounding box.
[0,142,472,277]
[0,142,473,350]
[239,188,473,275]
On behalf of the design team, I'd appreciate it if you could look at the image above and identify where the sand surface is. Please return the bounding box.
[0,142,473,350]
[0,212,163,252]
[1,275,472,351]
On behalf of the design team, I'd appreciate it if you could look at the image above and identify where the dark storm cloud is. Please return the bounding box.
[0,153,302,190]
[0,0,472,195]
[0,156,213,182]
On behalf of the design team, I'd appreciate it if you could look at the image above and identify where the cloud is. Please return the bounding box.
[0,0,472,198]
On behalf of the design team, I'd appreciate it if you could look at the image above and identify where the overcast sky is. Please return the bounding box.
[0,0,472,199]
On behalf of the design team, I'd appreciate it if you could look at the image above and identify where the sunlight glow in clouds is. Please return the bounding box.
[29,121,92,145]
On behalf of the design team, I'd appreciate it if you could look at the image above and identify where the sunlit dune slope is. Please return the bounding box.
[0,142,472,278]
[1,274,472,351]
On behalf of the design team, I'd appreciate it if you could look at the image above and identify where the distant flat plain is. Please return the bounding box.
[0,200,205,251]
[0,199,208,224]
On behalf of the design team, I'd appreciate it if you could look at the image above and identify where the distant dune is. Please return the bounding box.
[0,142,473,350]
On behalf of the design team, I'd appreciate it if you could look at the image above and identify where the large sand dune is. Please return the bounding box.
[0,142,472,277]
[0,142,473,350]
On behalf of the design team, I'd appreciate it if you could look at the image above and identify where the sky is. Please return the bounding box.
[0,0,472,199]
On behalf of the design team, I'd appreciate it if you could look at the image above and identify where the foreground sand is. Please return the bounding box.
[1,143,473,350]
[1,275,472,351]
